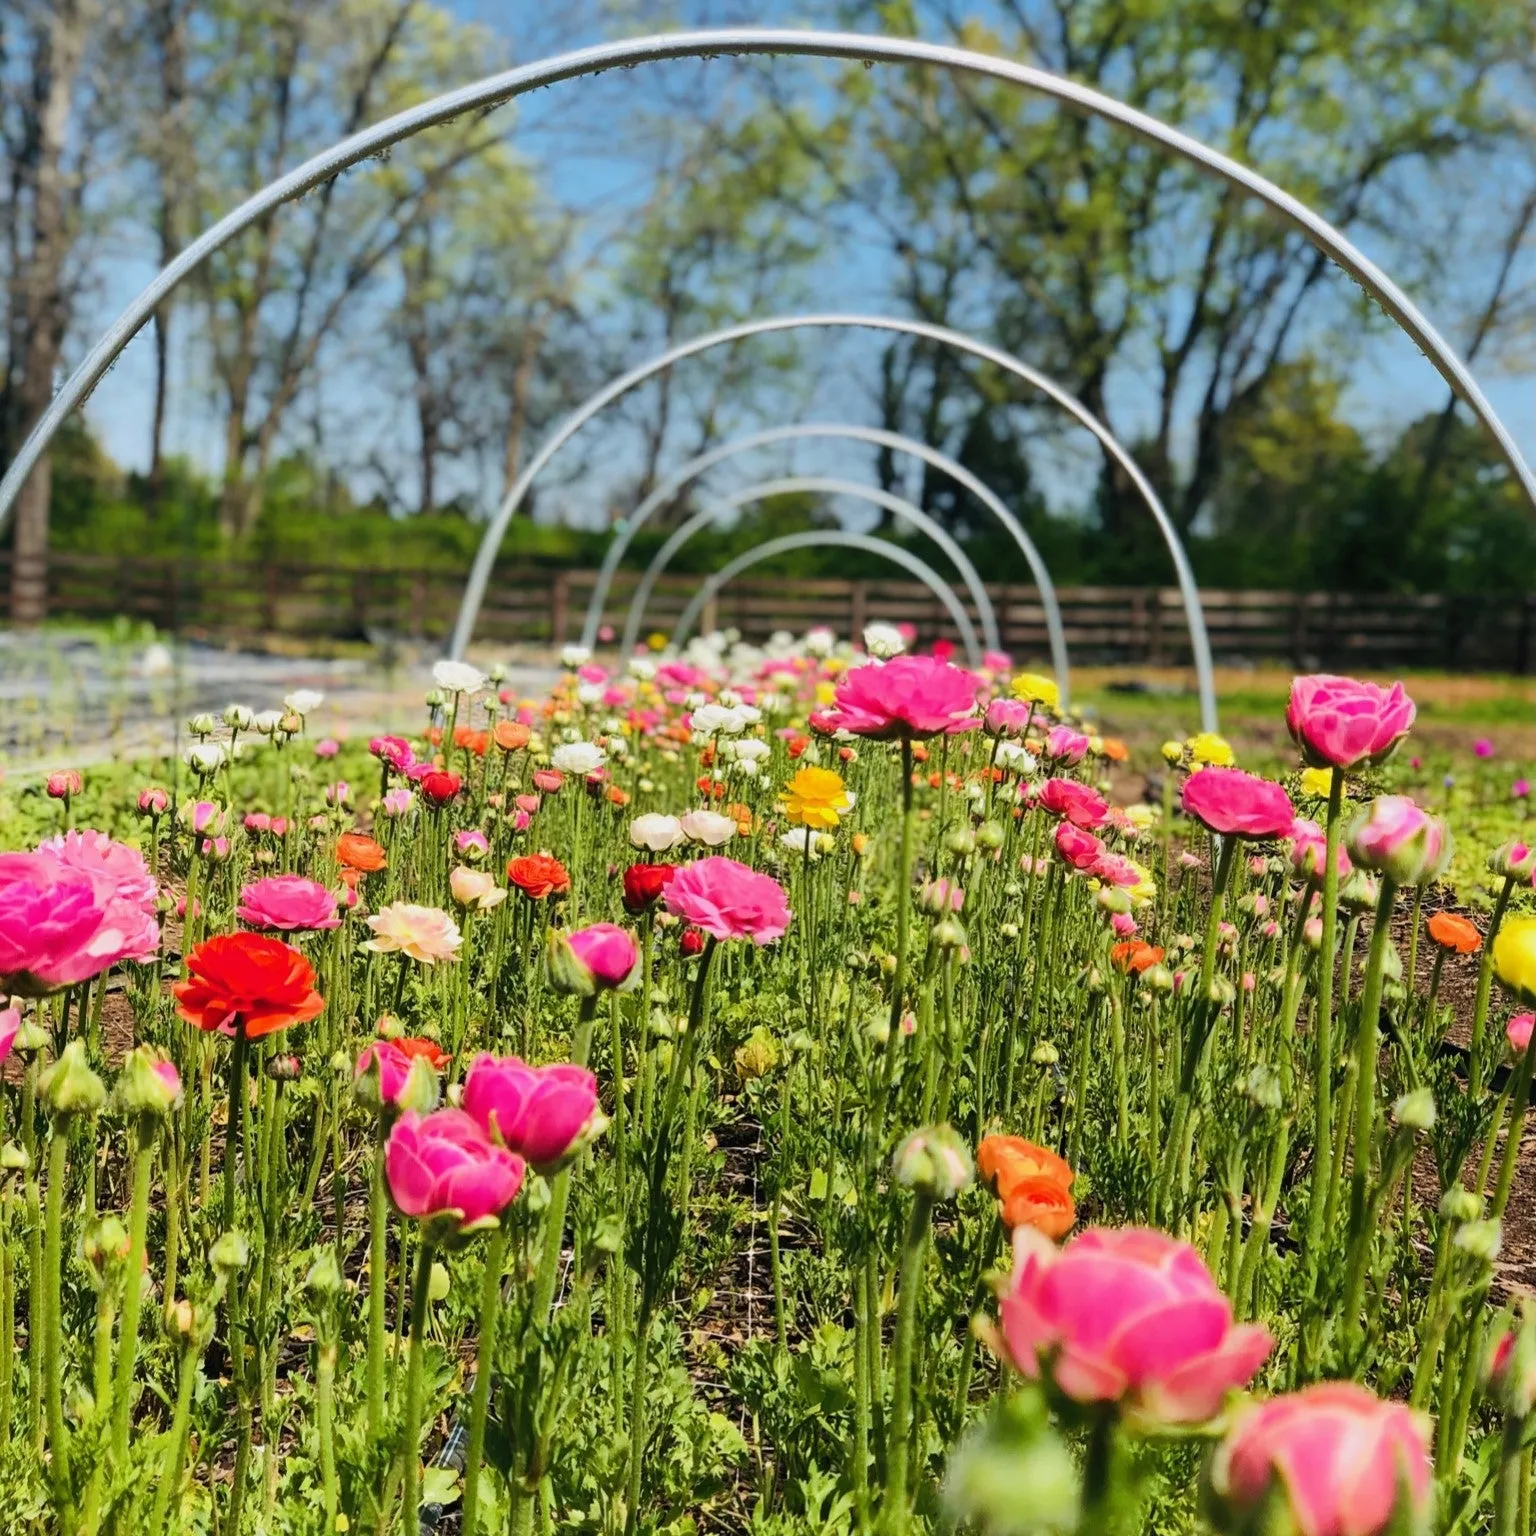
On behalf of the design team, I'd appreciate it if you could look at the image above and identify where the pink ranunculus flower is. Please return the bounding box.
[1286,675,1416,772]
[355,1039,442,1109]
[1092,853,1142,888]
[463,1054,604,1174]
[236,874,341,932]
[384,1108,525,1238]
[370,735,415,773]
[1346,796,1450,889]
[314,739,339,760]
[663,857,791,945]
[0,1007,19,1066]
[1509,1013,1534,1055]
[1054,822,1107,872]
[1475,738,1495,759]
[0,851,151,995]
[1209,1381,1431,1536]
[998,1225,1272,1423]
[564,923,640,990]
[984,699,1032,737]
[1040,778,1109,830]
[1288,817,1352,884]
[1111,912,1138,937]
[454,829,490,858]
[243,812,271,833]
[34,831,160,966]
[381,788,415,818]
[1182,768,1295,840]
[1044,725,1090,765]
[817,655,982,740]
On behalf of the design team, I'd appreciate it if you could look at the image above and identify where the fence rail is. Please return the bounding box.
[2,552,1532,671]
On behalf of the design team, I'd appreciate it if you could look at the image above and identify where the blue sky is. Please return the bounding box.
[74,1,1536,537]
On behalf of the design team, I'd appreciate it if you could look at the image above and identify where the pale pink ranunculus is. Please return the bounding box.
[984,699,1033,737]
[365,903,462,965]
[463,1054,603,1174]
[1092,853,1141,888]
[1040,778,1109,830]
[1182,768,1295,840]
[1111,912,1138,937]
[454,829,490,858]
[1509,1013,1535,1054]
[236,874,341,932]
[1054,822,1107,872]
[664,856,791,945]
[1044,725,1090,765]
[816,655,982,740]
[998,1225,1271,1423]
[565,923,640,989]
[384,1108,524,1235]
[0,850,151,995]
[1287,675,1416,772]
[0,1008,18,1066]
[1289,817,1352,884]
[1346,796,1450,889]
[1211,1381,1431,1536]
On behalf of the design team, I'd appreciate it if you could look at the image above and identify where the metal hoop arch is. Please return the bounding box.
[581,420,1071,694]
[461,313,1213,720]
[0,28,1526,720]
[621,474,999,659]
[672,531,981,666]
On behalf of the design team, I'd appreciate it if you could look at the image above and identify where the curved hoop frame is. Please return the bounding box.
[620,473,998,658]
[581,420,1071,692]
[463,314,1209,723]
[672,530,981,666]
[1,26,1527,732]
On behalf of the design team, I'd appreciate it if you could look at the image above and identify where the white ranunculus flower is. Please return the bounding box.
[432,660,486,695]
[550,741,606,776]
[736,703,762,726]
[223,704,254,730]
[252,710,284,735]
[629,813,684,852]
[628,657,657,681]
[680,809,737,847]
[996,743,1038,776]
[779,827,825,860]
[560,644,592,668]
[576,683,604,706]
[692,704,746,736]
[736,760,760,780]
[863,622,907,659]
[185,743,226,773]
[283,689,324,716]
[733,738,771,763]
[802,627,836,657]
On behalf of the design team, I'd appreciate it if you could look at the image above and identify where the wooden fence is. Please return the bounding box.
[3,551,1534,671]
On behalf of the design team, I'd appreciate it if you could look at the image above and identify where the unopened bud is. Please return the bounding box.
[1393,1086,1436,1132]
[39,1041,106,1122]
[892,1124,974,1201]
[1440,1187,1482,1223]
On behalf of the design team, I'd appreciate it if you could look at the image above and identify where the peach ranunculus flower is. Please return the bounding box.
[365,902,462,965]
[449,867,507,911]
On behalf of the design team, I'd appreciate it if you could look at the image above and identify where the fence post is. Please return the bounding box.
[1148,590,1165,666]
[850,580,868,638]
[549,569,570,645]
[701,594,719,637]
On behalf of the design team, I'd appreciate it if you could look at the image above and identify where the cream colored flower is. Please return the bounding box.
[629,813,684,852]
[365,902,462,964]
[680,809,737,847]
[449,867,507,911]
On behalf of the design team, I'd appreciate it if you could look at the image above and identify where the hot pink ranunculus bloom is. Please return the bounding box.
[1181,768,1295,840]
[1040,778,1109,830]
[0,847,156,995]
[818,655,982,740]
[1346,795,1450,888]
[1044,725,1090,765]
[1211,1381,1431,1536]
[565,923,640,989]
[236,874,341,932]
[1054,823,1107,872]
[999,1225,1271,1423]
[1289,818,1352,884]
[369,734,415,772]
[384,1108,524,1234]
[1286,675,1416,772]
[463,1054,603,1174]
[0,1007,18,1066]
[1508,1013,1534,1054]
[37,830,160,962]
[664,856,791,945]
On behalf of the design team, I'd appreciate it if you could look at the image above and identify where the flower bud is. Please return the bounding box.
[1347,796,1451,888]
[891,1124,974,1201]
[80,1215,130,1288]
[933,917,968,951]
[428,1261,451,1303]
[943,1393,1080,1535]
[115,1046,182,1129]
[734,1027,780,1083]
[210,1230,251,1276]
[13,1020,48,1057]
[1094,886,1132,915]
[1491,841,1536,882]
[1338,868,1380,914]
[187,713,216,738]
[1141,963,1175,994]
[39,1041,105,1122]
[919,879,964,915]
[0,1143,29,1176]
[944,825,977,858]
[1032,1041,1059,1066]
[1239,1065,1282,1112]
[1453,1219,1502,1263]
[1488,1314,1536,1418]
[267,1053,301,1082]
[1207,975,1237,1006]
[1439,1187,1481,1224]
[976,819,1005,850]
[1392,1087,1436,1132]
[137,787,169,816]
[305,1248,345,1302]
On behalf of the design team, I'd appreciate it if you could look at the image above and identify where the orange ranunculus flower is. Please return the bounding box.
[174,933,325,1039]
[494,720,531,752]
[453,726,489,757]
[605,785,631,807]
[911,744,929,763]
[1110,941,1166,975]
[1100,737,1130,763]
[976,1135,1076,1239]
[394,1036,451,1069]
[506,854,570,902]
[724,801,754,836]
[1427,911,1482,955]
[336,832,387,874]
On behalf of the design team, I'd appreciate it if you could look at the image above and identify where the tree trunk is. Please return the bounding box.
[148,0,188,501]
[8,0,91,627]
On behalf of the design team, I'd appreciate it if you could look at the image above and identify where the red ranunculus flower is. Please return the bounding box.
[395,1036,452,1069]
[622,862,677,914]
[506,854,571,902]
[173,932,325,1039]
[420,770,463,806]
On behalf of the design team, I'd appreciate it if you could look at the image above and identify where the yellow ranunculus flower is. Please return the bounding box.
[646,632,668,652]
[1009,672,1060,711]
[814,681,838,707]
[781,766,852,830]
[1126,860,1158,905]
[1124,804,1157,831]
[1493,915,1536,1004]
[1299,766,1334,799]
[1161,740,1184,765]
[1188,732,1235,767]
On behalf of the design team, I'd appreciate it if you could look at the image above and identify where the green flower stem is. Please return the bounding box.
[147,1332,201,1536]
[1494,1417,1526,1536]
[881,1189,935,1536]
[532,995,598,1320]
[400,1236,437,1529]
[1343,878,1399,1248]
[461,1221,509,1536]
[1490,1027,1536,1225]
[770,1057,795,1355]
[42,1129,70,1509]
[1472,874,1517,1097]
[25,1163,42,1453]
[365,1115,389,1438]
[221,1022,248,1234]
[1304,768,1346,1270]
[885,739,917,1046]
[0,1193,13,1436]
[109,1133,157,1459]
[1409,1222,1456,1409]
[316,1325,339,1530]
